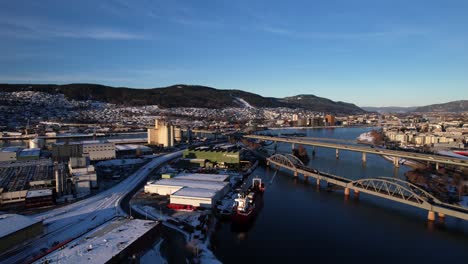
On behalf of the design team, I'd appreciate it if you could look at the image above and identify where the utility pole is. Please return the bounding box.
[129,201,132,219]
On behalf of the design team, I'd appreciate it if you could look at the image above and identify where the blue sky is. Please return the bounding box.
[1,0,467,107]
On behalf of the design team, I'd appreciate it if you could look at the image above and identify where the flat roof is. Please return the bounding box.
[19,148,41,157]
[26,189,53,198]
[175,173,229,182]
[171,187,217,198]
[0,214,42,238]
[37,219,158,264]
[1,147,22,153]
[150,178,228,191]
[115,144,152,151]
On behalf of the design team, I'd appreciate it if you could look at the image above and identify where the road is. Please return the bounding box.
[0,151,183,264]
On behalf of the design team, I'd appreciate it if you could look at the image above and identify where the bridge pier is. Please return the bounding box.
[436,162,439,170]
[344,187,350,197]
[438,212,445,222]
[292,143,295,150]
[362,152,367,165]
[427,211,436,221]
[294,170,298,177]
[316,178,320,188]
[354,189,360,199]
[335,149,339,159]
[393,157,400,167]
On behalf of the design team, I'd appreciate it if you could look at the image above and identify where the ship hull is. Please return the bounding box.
[231,194,263,224]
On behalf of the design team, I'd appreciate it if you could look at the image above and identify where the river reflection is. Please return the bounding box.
[213,128,468,264]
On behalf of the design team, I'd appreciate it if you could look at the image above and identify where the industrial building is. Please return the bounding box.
[69,157,97,198]
[17,148,40,161]
[147,119,175,147]
[115,144,152,158]
[25,189,55,208]
[0,147,20,162]
[175,173,229,182]
[325,114,336,126]
[0,147,41,162]
[0,159,55,205]
[0,214,43,252]
[95,159,146,180]
[182,146,242,168]
[51,141,116,161]
[144,174,230,208]
[82,141,116,161]
[37,219,159,264]
[170,187,222,208]
[51,143,82,161]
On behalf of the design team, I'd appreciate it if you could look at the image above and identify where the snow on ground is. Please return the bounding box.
[132,204,169,221]
[36,219,158,264]
[140,238,167,264]
[234,97,254,109]
[188,239,222,264]
[357,132,374,143]
[460,196,468,208]
[1,151,183,264]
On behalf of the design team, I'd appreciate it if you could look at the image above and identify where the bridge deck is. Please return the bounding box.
[268,157,468,221]
[247,135,468,168]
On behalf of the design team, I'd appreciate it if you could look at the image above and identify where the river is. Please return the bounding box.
[212,127,468,263]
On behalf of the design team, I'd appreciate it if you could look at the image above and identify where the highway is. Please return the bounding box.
[0,151,183,264]
[246,135,468,168]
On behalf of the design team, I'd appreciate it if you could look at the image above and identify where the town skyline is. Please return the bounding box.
[1,0,468,107]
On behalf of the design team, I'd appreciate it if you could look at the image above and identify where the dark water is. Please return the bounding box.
[212,128,468,263]
[0,132,147,148]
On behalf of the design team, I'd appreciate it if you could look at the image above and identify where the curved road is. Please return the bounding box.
[0,151,183,264]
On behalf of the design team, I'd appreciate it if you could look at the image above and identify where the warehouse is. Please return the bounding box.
[144,178,229,196]
[115,144,153,158]
[25,189,55,208]
[175,173,229,182]
[17,148,40,161]
[170,187,221,208]
[0,214,43,252]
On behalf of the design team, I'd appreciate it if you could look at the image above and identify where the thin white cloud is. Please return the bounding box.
[0,73,134,84]
[259,25,428,40]
[0,15,146,40]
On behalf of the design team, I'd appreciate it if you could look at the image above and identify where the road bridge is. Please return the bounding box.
[246,134,468,169]
[267,154,468,221]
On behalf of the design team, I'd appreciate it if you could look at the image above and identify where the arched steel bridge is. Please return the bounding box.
[267,154,468,221]
[247,134,468,169]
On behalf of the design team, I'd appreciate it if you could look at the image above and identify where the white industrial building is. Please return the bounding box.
[174,173,229,182]
[144,175,230,208]
[144,178,229,196]
[170,187,222,208]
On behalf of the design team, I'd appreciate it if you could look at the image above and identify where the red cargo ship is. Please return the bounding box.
[231,178,265,224]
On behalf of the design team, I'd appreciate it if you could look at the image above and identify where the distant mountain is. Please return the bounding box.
[413,100,468,113]
[282,95,365,114]
[0,83,365,114]
[362,106,418,113]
